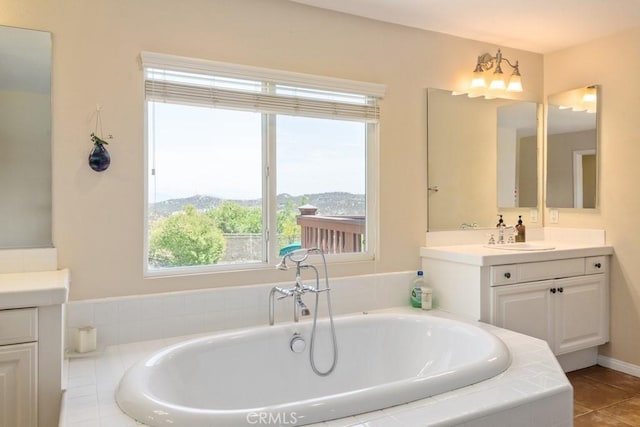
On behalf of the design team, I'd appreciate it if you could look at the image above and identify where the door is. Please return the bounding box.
[0,343,37,427]
[554,274,608,355]
[492,280,554,344]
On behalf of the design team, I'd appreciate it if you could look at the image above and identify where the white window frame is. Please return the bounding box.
[141,52,384,276]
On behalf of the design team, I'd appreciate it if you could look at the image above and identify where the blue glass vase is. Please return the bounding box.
[89,143,110,172]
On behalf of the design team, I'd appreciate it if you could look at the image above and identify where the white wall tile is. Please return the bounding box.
[66,272,431,348]
[66,302,95,328]
[117,299,142,323]
[94,300,119,325]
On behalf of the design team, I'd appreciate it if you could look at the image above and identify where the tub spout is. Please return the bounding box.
[269,286,293,326]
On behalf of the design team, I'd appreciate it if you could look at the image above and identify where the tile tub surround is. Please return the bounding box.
[65,272,415,350]
[60,308,573,427]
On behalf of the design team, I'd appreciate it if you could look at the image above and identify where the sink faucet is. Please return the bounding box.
[497,226,516,244]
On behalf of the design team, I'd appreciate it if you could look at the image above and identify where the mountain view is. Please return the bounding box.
[149,192,365,220]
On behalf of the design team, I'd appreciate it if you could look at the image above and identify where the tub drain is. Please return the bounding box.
[290,334,306,353]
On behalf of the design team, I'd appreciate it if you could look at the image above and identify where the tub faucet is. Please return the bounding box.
[269,249,320,325]
[272,247,338,376]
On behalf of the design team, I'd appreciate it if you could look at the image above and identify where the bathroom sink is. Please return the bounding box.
[484,242,555,251]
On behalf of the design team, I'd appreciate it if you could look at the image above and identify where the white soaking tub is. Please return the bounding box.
[116,311,511,426]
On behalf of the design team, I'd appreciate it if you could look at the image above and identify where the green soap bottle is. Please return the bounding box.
[410,270,425,308]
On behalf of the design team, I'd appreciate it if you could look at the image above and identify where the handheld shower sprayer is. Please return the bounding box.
[276,248,312,270]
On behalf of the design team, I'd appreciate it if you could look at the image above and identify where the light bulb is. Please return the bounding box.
[507,74,523,92]
[489,74,506,90]
[471,72,487,89]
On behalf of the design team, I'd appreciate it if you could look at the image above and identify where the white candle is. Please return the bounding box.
[75,326,97,353]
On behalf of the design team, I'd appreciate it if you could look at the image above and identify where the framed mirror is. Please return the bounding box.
[546,85,598,209]
[0,26,52,248]
[427,88,539,231]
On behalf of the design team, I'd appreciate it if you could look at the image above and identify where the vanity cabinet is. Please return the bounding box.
[0,308,38,427]
[421,243,612,371]
[492,264,608,355]
[0,267,69,427]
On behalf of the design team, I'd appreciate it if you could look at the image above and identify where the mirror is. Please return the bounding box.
[427,88,539,231]
[497,102,538,208]
[546,86,598,209]
[0,26,52,248]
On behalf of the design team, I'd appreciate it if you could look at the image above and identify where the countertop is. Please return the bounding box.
[420,241,614,266]
[0,268,70,309]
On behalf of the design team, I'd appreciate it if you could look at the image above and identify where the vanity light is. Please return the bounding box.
[582,85,597,108]
[470,49,523,96]
[582,86,597,102]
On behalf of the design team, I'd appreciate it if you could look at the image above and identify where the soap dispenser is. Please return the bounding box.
[496,214,505,228]
[516,215,526,242]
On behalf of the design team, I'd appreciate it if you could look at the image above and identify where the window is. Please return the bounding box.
[142,52,384,274]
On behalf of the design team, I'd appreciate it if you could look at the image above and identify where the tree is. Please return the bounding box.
[208,201,262,233]
[277,200,301,247]
[149,205,225,267]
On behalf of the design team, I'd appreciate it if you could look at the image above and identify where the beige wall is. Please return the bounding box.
[545,27,640,366]
[0,0,543,300]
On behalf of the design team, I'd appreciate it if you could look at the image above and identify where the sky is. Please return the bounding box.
[148,102,366,203]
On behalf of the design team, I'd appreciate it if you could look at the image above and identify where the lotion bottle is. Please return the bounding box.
[516,215,526,242]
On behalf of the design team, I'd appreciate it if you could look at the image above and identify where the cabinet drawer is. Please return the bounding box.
[492,265,519,285]
[492,258,586,286]
[585,256,607,274]
[518,258,585,282]
[0,308,37,346]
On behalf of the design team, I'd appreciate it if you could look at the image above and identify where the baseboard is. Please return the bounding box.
[597,354,640,378]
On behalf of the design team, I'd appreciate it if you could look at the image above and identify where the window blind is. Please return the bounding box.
[142,52,384,122]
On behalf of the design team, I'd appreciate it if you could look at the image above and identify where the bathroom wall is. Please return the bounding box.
[544,27,640,367]
[0,0,543,300]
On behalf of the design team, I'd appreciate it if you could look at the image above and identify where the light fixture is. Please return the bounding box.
[470,49,523,95]
[582,85,597,103]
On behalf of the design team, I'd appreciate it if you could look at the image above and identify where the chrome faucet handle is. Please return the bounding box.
[301,284,317,293]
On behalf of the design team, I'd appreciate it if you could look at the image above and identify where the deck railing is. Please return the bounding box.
[297,214,365,254]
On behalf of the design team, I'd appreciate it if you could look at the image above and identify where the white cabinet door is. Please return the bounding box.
[554,274,608,355]
[492,280,554,344]
[0,343,37,427]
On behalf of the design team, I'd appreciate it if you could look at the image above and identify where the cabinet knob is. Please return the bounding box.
[504,272,511,279]
[558,287,564,293]
[594,263,602,269]
[550,288,556,294]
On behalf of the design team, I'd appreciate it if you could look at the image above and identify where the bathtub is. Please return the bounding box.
[116,310,511,426]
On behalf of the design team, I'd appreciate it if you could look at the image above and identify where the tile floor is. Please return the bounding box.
[568,365,640,427]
